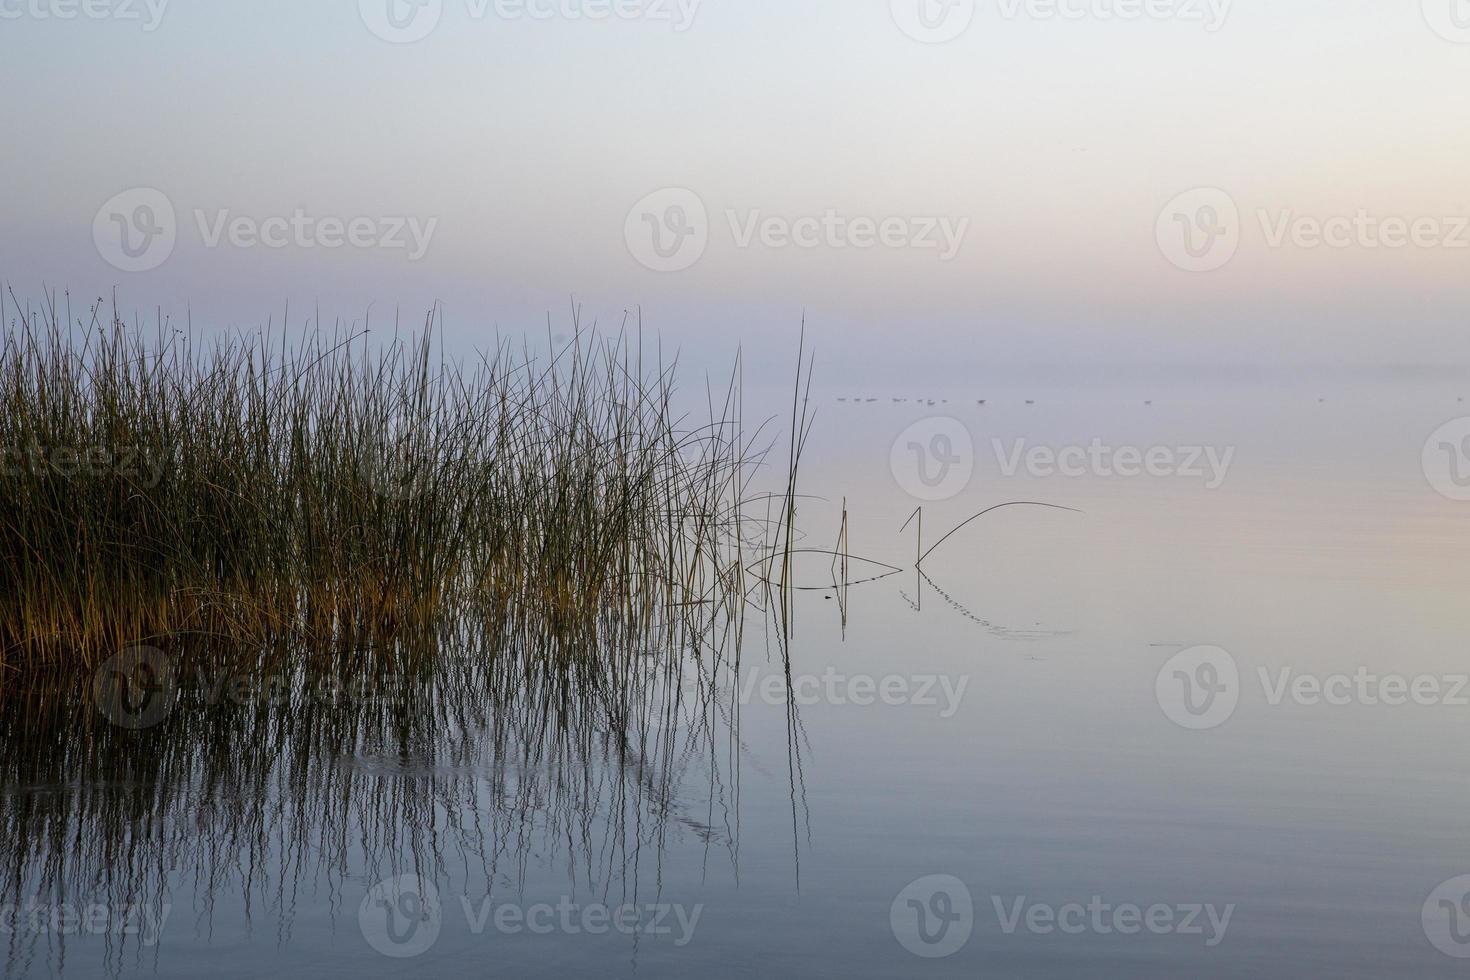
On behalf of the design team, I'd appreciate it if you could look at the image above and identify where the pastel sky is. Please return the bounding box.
[2,0,1469,383]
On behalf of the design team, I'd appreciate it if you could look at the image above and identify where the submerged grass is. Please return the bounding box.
[0,294,793,669]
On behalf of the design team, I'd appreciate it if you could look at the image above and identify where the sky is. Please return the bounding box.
[2,0,1469,385]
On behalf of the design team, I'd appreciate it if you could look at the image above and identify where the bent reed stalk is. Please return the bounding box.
[0,294,797,670]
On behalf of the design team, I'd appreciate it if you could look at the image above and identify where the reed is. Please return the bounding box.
[0,294,788,669]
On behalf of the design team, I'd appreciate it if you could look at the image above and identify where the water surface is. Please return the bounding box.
[7,381,1470,978]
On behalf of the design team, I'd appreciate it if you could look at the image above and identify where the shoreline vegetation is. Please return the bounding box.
[0,294,814,672]
[0,293,817,973]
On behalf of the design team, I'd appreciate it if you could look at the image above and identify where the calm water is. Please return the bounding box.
[6,381,1470,978]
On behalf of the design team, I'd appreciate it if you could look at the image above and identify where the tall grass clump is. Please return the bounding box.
[0,296,787,669]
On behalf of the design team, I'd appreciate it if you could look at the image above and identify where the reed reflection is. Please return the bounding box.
[0,604,804,976]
